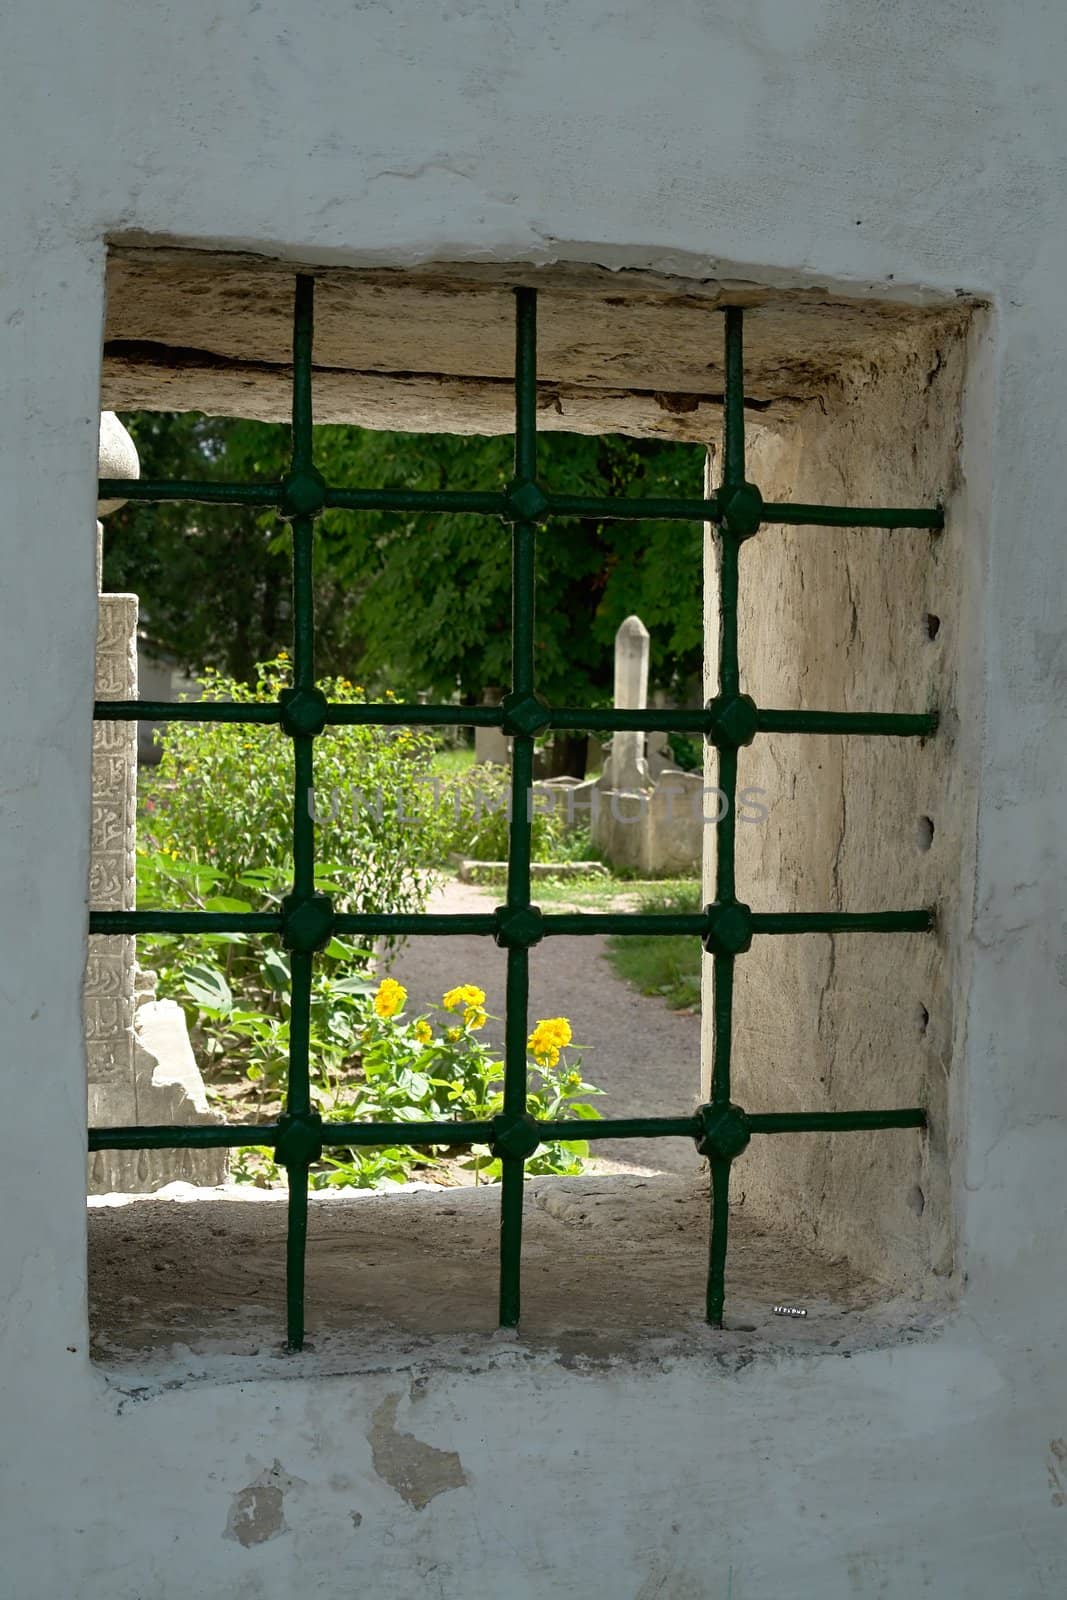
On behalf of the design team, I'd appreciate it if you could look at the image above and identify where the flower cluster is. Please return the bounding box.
[442,983,487,1031]
[373,977,407,1019]
[527,1016,573,1068]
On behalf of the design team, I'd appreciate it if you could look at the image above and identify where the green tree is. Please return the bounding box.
[105,414,705,703]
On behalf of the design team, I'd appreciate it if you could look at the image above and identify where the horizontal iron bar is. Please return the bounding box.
[755,708,938,738]
[89,1124,262,1150]
[98,479,281,507]
[748,1109,927,1132]
[334,913,498,936]
[88,1108,926,1151]
[547,492,722,523]
[763,501,943,531]
[94,700,282,724]
[101,479,941,532]
[320,1120,494,1145]
[90,911,282,935]
[541,1116,701,1140]
[325,704,503,728]
[541,909,934,938]
[751,909,934,934]
[544,912,710,936]
[326,486,508,515]
[91,699,937,740]
[88,908,934,938]
[550,706,709,732]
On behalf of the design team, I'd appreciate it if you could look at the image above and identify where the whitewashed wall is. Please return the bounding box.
[1,3,1066,1596]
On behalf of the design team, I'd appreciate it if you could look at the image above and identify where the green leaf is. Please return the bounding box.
[203,894,253,914]
[331,976,377,996]
[261,949,291,990]
[182,961,233,1014]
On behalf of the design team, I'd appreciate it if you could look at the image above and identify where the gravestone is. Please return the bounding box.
[600,615,652,793]
[88,414,227,1192]
[473,685,510,767]
[593,614,702,876]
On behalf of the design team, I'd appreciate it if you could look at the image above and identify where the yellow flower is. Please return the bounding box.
[465,1007,487,1031]
[277,649,289,659]
[445,1026,463,1043]
[527,1017,572,1067]
[373,977,407,1019]
[414,1019,432,1045]
[443,984,486,1015]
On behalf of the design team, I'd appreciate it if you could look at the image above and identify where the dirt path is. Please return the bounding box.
[386,876,703,1176]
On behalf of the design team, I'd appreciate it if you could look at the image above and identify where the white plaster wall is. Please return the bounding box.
[2,3,1066,1595]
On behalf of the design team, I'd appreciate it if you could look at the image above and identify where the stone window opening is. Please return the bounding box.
[87,248,977,1376]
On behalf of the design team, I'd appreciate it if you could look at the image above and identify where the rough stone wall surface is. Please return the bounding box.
[89,447,226,1192]
[703,322,980,1293]
[85,591,138,1142]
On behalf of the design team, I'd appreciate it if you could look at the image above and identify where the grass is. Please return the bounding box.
[534,873,697,911]
[604,884,703,1012]
[431,742,477,778]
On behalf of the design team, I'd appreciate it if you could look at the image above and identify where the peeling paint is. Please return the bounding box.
[224,1460,300,1547]
[369,1394,467,1511]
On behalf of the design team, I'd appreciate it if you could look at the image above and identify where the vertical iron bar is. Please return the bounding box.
[723,307,746,491]
[706,307,747,1327]
[706,1158,732,1326]
[499,946,529,1327]
[514,285,538,486]
[285,275,317,1349]
[291,276,315,477]
[286,1164,310,1350]
[499,287,539,1328]
[508,527,536,908]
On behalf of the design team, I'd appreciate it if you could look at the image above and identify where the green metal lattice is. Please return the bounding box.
[93,279,936,1347]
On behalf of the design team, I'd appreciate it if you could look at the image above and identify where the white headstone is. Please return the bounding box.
[604,614,651,792]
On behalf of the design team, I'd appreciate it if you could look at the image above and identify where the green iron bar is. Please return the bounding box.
[89,906,933,939]
[97,480,282,507]
[751,909,934,935]
[753,708,937,738]
[278,274,320,1351]
[763,501,943,530]
[93,698,938,739]
[326,486,506,516]
[99,476,942,532]
[496,284,541,1329]
[93,701,283,725]
[88,1106,926,1152]
[90,911,282,935]
[546,491,724,522]
[543,908,933,938]
[705,306,747,1329]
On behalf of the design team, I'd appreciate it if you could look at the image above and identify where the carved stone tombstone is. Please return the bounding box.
[88,415,226,1192]
[601,614,652,793]
[593,613,701,876]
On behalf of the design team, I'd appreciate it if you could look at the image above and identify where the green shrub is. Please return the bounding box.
[166,961,601,1189]
[142,657,435,916]
[419,760,567,864]
[136,661,604,1187]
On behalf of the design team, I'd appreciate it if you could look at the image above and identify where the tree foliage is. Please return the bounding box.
[106,413,705,702]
